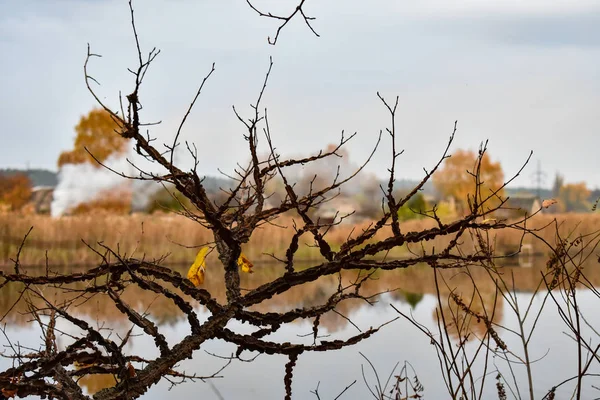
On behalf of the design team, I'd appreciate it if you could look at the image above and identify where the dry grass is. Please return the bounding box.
[0,213,210,267]
[1,212,599,268]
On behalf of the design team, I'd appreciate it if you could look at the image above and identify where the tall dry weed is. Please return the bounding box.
[1,213,599,268]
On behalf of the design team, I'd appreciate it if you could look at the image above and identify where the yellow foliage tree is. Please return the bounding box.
[558,182,590,212]
[58,108,128,168]
[433,149,504,214]
[0,173,32,211]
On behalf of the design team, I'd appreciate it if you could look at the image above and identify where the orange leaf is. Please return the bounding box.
[127,363,136,378]
[542,199,557,209]
[1,387,17,398]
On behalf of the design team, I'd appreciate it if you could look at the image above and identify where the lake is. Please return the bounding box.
[1,259,599,399]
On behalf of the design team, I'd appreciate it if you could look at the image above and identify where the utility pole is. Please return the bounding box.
[530,160,546,198]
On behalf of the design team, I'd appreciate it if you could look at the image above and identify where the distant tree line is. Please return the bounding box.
[0,168,57,187]
[3,108,598,216]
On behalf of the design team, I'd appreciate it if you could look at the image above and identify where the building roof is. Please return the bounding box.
[507,195,540,209]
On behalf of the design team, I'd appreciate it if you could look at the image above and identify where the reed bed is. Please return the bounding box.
[1,212,598,268]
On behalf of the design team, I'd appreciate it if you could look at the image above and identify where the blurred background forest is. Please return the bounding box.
[1,108,598,268]
[2,108,598,218]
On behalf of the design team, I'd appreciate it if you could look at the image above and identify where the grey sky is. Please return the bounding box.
[1,0,599,188]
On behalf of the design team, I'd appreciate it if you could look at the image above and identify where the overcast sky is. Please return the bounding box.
[1,0,599,188]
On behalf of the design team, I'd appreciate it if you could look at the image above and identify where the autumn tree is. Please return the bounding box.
[57,108,129,168]
[0,173,32,211]
[70,187,132,215]
[56,108,133,215]
[558,182,590,212]
[433,148,505,214]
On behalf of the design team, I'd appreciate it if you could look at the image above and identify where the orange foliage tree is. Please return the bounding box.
[0,173,32,211]
[57,108,129,168]
[433,149,504,214]
[70,187,132,215]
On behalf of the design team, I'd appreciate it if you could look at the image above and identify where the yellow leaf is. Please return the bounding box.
[237,253,254,274]
[188,247,209,287]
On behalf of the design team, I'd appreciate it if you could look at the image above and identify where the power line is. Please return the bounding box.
[530,160,547,198]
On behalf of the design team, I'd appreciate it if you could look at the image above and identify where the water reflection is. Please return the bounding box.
[5,260,588,329]
[1,259,599,398]
[78,372,117,395]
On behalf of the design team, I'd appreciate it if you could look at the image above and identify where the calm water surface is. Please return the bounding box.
[2,261,600,399]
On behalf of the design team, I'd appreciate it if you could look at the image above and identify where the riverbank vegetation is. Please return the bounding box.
[2,213,599,268]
